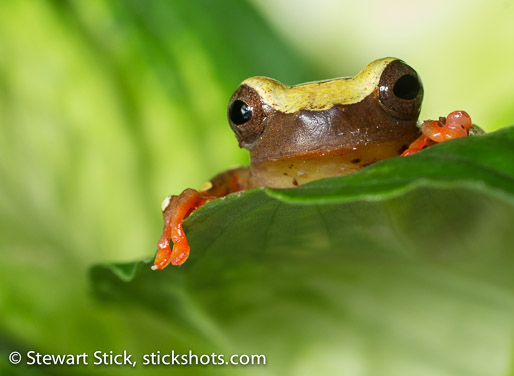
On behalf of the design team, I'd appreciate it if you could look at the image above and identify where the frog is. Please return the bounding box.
[152,57,478,270]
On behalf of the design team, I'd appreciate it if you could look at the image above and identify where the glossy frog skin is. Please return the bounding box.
[153,57,476,270]
[228,57,422,188]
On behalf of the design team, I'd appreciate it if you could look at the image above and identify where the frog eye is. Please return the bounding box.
[392,74,421,100]
[227,85,266,147]
[229,100,253,125]
[378,60,423,120]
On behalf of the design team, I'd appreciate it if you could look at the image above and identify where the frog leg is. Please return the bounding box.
[152,167,250,270]
[402,111,472,156]
[401,134,435,156]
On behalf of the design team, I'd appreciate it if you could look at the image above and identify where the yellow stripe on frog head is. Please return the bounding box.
[241,57,397,114]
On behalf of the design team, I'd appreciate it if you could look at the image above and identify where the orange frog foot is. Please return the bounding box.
[152,189,213,270]
[402,110,472,156]
[152,167,249,270]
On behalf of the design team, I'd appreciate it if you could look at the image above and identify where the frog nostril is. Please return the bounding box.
[393,74,420,100]
[229,100,253,125]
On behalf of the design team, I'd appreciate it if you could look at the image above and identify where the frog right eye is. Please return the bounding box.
[227,85,266,147]
[229,100,253,125]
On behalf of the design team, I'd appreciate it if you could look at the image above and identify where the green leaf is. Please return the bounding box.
[91,127,514,375]
[0,2,315,372]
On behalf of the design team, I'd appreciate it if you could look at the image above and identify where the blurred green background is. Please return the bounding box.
[0,0,513,375]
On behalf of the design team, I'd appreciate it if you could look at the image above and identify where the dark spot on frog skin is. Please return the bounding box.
[398,145,408,154]
[292,178,298,186]
[283,172,288,176]
[362,160,377,168]
[351,158,361,164]
[289,164,294,169]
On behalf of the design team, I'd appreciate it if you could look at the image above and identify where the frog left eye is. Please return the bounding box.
[378,60,423,120]
[392,74,421,100]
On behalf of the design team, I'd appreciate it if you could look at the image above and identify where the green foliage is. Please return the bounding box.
[1,0,514,375]
[93,128,514,375]
[0,1,313,375]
